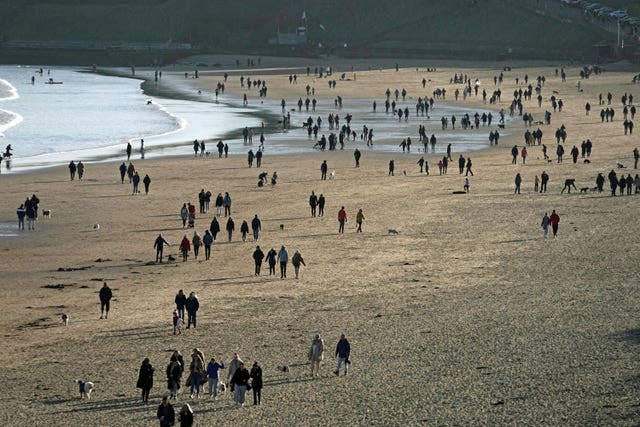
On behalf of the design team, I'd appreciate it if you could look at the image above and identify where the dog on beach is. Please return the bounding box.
[498,123,505,129]
[329,170,336,179]
[583,159,591,164]
[60,313,69,326]
[616,161,626,169]
[218,382,227,393]
[42,209,51,218]
[92,223,100,230]
[75,379,94,399]
[279,224,285,231]
[388,229,399,235]
[580,187,590,193]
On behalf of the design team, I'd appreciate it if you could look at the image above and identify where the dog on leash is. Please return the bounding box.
[42,209,51,218]
[218,382,227,393]
[75,379,94,399]
[60,313,69,326]
[580,187,590,193]
[329,170,336,179]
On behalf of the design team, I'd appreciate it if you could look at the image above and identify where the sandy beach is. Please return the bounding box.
[0,56,639,426]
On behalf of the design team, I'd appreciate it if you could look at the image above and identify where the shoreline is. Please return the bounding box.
[1,58,518,174]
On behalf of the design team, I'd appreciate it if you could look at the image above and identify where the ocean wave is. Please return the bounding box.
[0,108,24,135]
[0,78,20,102]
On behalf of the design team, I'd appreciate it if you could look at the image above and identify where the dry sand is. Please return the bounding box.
[0,56,639,426]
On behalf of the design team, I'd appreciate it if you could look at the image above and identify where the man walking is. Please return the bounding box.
[334,334,351,376]
[541,212,550,239]
[338,206,347,234]
[154,233,169,263]
[99,282,112,319]
[252,245,264,276]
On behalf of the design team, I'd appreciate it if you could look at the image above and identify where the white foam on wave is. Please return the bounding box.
[0,78,20,102]
[0,108,24,134]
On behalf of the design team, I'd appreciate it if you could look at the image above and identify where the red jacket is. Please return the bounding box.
[338,209,347,221]
[549,212,560,225]
[180,237,191,252]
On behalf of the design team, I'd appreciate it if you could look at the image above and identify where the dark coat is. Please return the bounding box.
[185,296,199,313]
[137,363,154,390]
[157,402,175,427]
[250,365,263,389]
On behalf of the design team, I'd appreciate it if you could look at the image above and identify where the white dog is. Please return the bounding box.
[329,170,336,179]
[75,379,94,399]
[93,223,100,230]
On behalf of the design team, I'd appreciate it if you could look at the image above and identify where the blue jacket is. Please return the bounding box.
[206,362,224,379]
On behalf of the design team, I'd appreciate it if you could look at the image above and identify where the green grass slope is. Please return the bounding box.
[0,0,617,62]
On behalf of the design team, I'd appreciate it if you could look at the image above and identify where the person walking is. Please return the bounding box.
[240,220,249,241]
[188,348,205,399]
[227,352,243,393]
[320,160,328,180]
[223,192,232,217]
[549,210,560,238]
[253,245,265,276]
[540,171,549,193]
[77,161,85,180]
[166,359,182,400]
[119,162,127,183]
[154,234,170,263]
[68,160,77,180]
[355,208,364,232]
[267,248,277,276]
[132,171,141,194]
[388,159,395,176]
[16,204,26,230]
[338,206,347,233]
[318,194,326,216]
[309,191,318,217]
[177,403,194,427]
[541,212,550,239]
[143,174,151,194]
[514,173,522,194]
[334,334,351,376]
[225,217,235,241]
[99,282,112,319]
[231,363,250,406]
[191,232,201,259]
[291,250,306,279]
[251,214,261,241]
[465,157,473,176]
[180,204,188,228]
[174,289,186,320]
[179,234,191,262]
[278,245,288,279]
[250,362,263,406]
[136,357,155,403]
[203,230,213,260]
[185,292,199,329]
[308,333,325,377]
[157,395,175,427]
[206,357,225,400]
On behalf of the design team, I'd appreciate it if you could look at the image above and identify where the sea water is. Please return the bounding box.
[0,65,260,172]
[0,65,507,173]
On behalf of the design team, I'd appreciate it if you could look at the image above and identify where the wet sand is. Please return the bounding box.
[0,57,639,426]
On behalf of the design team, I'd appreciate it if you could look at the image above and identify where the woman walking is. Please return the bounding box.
[136,357,155,403]
[250,362,263,405]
